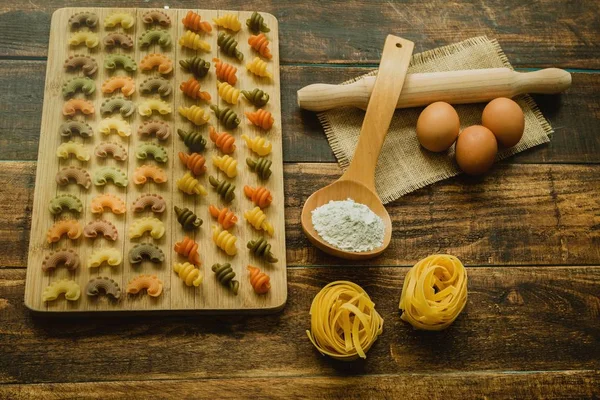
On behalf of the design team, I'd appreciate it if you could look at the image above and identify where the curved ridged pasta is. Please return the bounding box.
[68,31,99,48]
[245,109,274,130]
[174,206,203,230]
[46,219,82,243]
[244,207,274,236]
[84,219,118,241]
[179,30,211,52]
[100,97,135,117]
[209,205,237,229]
[241,134,272,156]
[64,54,98,76]
[139,53,173,74]
[178,152,206,176]
[63,77,95,98]
[101,76,135,96]
[48,193,83,215]
[180,56,210,79]
[56,166,91,189]
[212,58,237,85]
[138,99,172,117]
[42,249,80,272]
[129,243,165,264]
[69,12,98,29]
[180,77,211,101]
[241,88,269,107]
[139,77,172,97]
[246,157,272,179]
[139,120,171,141]
[212,154,237,178]
[209,126,235,154]
[177,129,206,152]
[88,248,122,268]
[211,226,237,256]
[247,265,271,294]
[208,175,235,202]
[90,193,126,215]
[216,81,240,104]
[93,166,128,187]
[244,185,272,208]
[104,54,137,72]
[246,11,270,33]
[60,120,93,138]
[179,106,210,126]
[246,57,272,79]
[126,275,163,297]
[210,105,239,129]
[174,236,201,265]
[99,117,131,137]
[86,277,121,299]
[62,98,94,117]
[139,28,172,48]
[104,12,135,29]
[217,32,243,60]
[56,141,90,162]
[212,263,239,294]
[173,262,203,287]
[247,237,278,263]
[142,10,171,26]
[177,172,207,196]
[95,141,128,161]
[182,10,212,33]
[135,142,168,163]
[248,33,272,59]
[212,14,241,32]
[132,194,166,213]
[128,217,165,239]
[133,164,167,185]
[42,279,81,302]
[103,33,134,49]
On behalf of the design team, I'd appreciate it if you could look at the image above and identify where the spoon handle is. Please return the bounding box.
[340,35,414,193]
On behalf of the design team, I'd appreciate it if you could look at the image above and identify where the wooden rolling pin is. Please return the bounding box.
[297,68,571,112]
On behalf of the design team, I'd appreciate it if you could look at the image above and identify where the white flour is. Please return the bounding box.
[311,198,385,253]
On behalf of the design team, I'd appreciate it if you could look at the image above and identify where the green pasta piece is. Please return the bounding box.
[247,237,278,263]
[174,206,202,230]
[177,129,206,152]
[179,56,210,78]
[60,120,93,138]
[211,263,239,295]
[104,54,137,72]
[241,88,270,107]
[210,105,240,129]
[217,32,243,61]
[93,166,128,187]
[139,28,172,48]
[100,97,135,117]
[208,175,235,202]
[48,194,83,215]
[135,142,168,163]
[246,11,270,33]
[246,157,272,179]
[62,77,95,98]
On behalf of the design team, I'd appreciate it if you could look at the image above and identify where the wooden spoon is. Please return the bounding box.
[300,35,414,260]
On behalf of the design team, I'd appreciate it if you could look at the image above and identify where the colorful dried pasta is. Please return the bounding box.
[246,56,272,79]
[244,207,274,236]
[56,141,90,161]
[64,54,98,76]
[209,126,235,154]
[98,117,132,137]
[246,11,270,33]
[139,120,171,141]
[139,28,172,48]
[244,185,272,208]
[126,275,163,297]
[90,193,127,215]
[42,279,81,302]
[174,206,203,230]
[135,142,168,163]
[212,14,241,32]
[174,236,201,265]
[211,226,237,256]
[86,277,121,300]
[212,154,237,178]
[208,175,235,202]
[103,33,134,49]
[68,31,99,48]
[216,81,240,104]
[60,120,93,138]
[213,58,237,85]
[129,243,165,264]
[100,97,135,117]
[48,193,83,215]
[104,54,137,72]
[245,108,274,130]
[179,30,211,52]
[63,77,95,98]
[42,249,80,272]
[247,237,278,263]
[212,263,239,294]
[104,12,135,29]
[138,99,172,117]
[177,129,206,152]
[139,77,172,97]
[132,194,166,213]
[92,166,128,187]
[46,219,82,243]
[241,134,272,156]
[178,152,206,176]
[209,205,237,229]
[88,248,122,268]
[182,10,212,33]
[139,53,173,74]
[210,105,239,129]
[133,164,167,185]
[94,142,128,161]
[217,32,243,60]
[247,266,271,294]
[246,157,272,179]
[179,105,210,126]
[83,219,119,241]
[241,88,270,107]
[176,172,207,196]
[101,76,136,96]
[129,217,165,239]
[56,166,91,189]
[180,56,210,79]
[248,33,272,59]
[142,10,171,26]
[180,77,211,101]
[62,98,95,117]
[69,12,98,29]
[173,262,203,287]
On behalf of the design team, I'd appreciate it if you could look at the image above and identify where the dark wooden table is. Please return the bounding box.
[1,1,599,398]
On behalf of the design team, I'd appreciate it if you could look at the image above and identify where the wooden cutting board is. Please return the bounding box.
[24,7,286,313]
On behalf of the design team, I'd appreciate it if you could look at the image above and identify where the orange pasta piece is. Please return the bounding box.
[62,98,95,116]
[243,185,273,208]
[133,164,167,185]
[212,57,237,85]
[247,265,271,294]
[179,77,211,101]
[46,219,82,243]
[182,10,212,33]
[101,76,135,96]
[245,108,274,130]
[178,152,206,176]
[247,33,272,59]
[139,53,173,74]
[174,236,201,266]
[208,205,238,229]
[209,126,235,154]
[90,193,127,214]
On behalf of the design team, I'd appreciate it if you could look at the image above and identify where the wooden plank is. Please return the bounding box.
[2,161,599,268]
[0,61,599,164]
[0,266,599,383]
[0,1,599,69]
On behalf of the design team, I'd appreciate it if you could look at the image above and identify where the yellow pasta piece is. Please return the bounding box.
[246,56,272,79]
[399,254,468,331]
[211,225,237,256]
[243,207,274,236]
[56,141,90,161]
[98,117,131,137]
[241,134,272,156]
[104,12,135,29]
[42,279,81,302]
[212,14,241,31]
[216,81,240,104]
[179,106,210,126]
[68,31,99,48]
[88,248,122,268]
[128,217,165,239]
[212,154,237,178]
[138,99,172,116]
[178,30,211,52]
[173,262,203,287]
[177,172,207,196]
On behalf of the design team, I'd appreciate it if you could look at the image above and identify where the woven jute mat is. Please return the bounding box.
[317,36,553,204]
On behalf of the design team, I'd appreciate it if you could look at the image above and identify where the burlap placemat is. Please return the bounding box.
[317,36,553,204]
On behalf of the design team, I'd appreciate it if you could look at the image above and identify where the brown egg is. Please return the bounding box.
[455,125,498,176]
[416,102,460,152]
[482,97,525,147]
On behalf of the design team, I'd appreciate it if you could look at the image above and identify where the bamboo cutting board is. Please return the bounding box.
[24,7,286,313]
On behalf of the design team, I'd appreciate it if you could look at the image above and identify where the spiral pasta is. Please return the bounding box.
[63,77,96,98]
[126,275,163,297]
[248,33,272,59]
[209,205,238,229]
[174,236,201,265]
[93,166,128,187]
[179,105,210,126]
[244,207,274,236]
[180,56,210,78]
[101,76,135,96]
[213,58,237,85]
[178,152,206,175]
[48,194,82,215]
[307,281,384,361]
[246,57,272,79]
[241,134,272,156]
[212,226,237,256]
[139,28,172,48]
[212,263,239,294]
[100,97,135,118]
[104,54,137,72]
[68,31,99,48]
[209,126,235,154]
[133,164,167,185]
[244,185,272,208]
[247,237,278,263]
[174,206,203,230]
[140,77,172,97]
[208,175,235,202]
[241,88,269,107]
[216,82,240,104]
[90,193,126,215]
[180,77,211,101]
[246,157,272,179]
[88,248,122,268]
[105,12,135,29]
[174,262,203,287]
[98,117,131,137]
[213,14,241,31]
[177,129,207,152]
[177,172,207,196]
[139,53,173,74]
[246,11,270,33]
[129,217,165,240]
[136,142,168,163]
[217,32,243,60]
[42,279,81,302]
[399,254,468,331]
[182,10,212,33]
[42,249,80,272]
[247,266,271,294]
[210,105,240,129]
[83,219,118,241]
[64,54,98,76]
[179,30,211,52]
[62,98,94,116]
[56,141,90,161]
[212,154,238,178]
[245,109,274,130]
[46,219,82,243]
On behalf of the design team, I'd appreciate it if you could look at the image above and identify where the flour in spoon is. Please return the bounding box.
[311,199,385,252]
